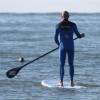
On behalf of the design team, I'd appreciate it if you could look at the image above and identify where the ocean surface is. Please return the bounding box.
[0,13,100,100]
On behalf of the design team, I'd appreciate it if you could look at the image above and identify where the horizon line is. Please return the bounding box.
[0,11,100,14]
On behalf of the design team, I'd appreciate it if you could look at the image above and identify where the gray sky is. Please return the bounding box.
[0,0,100,13]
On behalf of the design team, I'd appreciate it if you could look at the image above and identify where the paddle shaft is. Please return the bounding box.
[20,47,58,69]
[19,37,78,69]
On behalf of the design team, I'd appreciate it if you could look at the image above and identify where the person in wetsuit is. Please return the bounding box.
[54,11,85,87]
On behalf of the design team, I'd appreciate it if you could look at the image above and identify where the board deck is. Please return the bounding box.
[41,80,84,89]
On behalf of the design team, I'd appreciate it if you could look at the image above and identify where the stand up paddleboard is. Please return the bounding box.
[41,80,84,89]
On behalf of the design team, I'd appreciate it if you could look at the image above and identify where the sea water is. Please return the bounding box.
[0,13,100,100]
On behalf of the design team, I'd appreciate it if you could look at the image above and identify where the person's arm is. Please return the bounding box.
[73,23,82,38]
[54,25,60,46]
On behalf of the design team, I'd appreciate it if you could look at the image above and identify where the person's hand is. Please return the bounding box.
[80,33,85,38]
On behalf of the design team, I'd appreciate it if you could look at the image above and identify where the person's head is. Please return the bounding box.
[61,11,69,20]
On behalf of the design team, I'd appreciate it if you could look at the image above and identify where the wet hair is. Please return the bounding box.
[61,11,69,20]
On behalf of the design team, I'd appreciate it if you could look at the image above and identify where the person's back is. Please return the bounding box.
[56,20,81,49]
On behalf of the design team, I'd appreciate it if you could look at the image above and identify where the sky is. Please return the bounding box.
[0,0,100,13]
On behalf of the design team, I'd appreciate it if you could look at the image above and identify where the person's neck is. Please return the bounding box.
[64,19,68,21]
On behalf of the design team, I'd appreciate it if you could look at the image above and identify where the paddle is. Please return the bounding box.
[6,37,78,78]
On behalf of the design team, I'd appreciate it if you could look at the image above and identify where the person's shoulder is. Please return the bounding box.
[69,21,76,26]
[56,21,62,28]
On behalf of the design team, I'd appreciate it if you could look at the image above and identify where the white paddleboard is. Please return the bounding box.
[41,80,84,89]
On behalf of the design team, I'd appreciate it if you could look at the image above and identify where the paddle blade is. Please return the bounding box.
[6,67,21,78]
